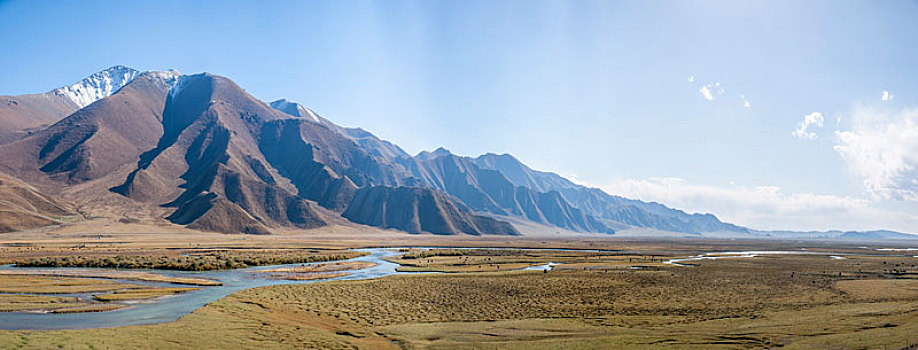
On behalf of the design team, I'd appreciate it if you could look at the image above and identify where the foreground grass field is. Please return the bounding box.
[2,250,917,349]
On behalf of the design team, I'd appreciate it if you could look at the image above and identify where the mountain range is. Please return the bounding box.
[0,66,910,239]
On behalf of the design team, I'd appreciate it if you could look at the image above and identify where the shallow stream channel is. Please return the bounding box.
[0,248,405,330]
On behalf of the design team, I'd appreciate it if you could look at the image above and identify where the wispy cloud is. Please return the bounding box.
[699,84,714,101]
[602,177,918,232]
[881,90,894,101]
[834,106,918,201]
[792,112,824,139]
[693,79,747,107]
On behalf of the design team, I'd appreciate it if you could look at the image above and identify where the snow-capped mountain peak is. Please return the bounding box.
[146,69,182,86]
[269,98,319,122]
[53,65,140,108]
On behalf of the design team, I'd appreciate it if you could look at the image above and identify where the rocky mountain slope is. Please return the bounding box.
[343,186,519,235]
[0,172,77,233]
[473,153,748,234]
[0,66,755,237]
[0,93,79,144]
[0,71,178,184]
[0,66,140,143]
[0,68,514,235]
[260,99,742,235]
[399,149,613,233]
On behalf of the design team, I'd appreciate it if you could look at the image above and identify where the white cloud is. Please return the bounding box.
[881,90,894,101]
[602,177,918,232]
[699,85,714,100]
[792,112,824,139]
[688,75,694,83]
[834,106,918,201]
[696,81,748,107]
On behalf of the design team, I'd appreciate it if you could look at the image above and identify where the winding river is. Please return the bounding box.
[0,248,405,330]
[0,246,903,330]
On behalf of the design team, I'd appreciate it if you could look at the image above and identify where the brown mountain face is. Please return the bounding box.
[262,101,615,234]
[0,93,79,144]
[258,118,418,211]
[266,101,613,234]
[0,66,749,237]
[268,99,410,162]
[106,73,514,235]
[0,66,140,145]
[110,73,332,234]
[342,186,519,235]
[0,72,175,185]
[395,151,614,233]
[0,172,77,233]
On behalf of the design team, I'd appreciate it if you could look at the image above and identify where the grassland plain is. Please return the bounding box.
[1,250,917,349]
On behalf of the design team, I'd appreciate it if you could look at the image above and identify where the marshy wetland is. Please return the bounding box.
[0,235,917,349]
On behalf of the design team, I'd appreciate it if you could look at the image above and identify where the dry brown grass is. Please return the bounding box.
[390,248,672,273]
[49,304,126,313]
[277,272,351,281]
[837,279,918,299]
[1,232,917,349]
[0,269,220,286]
[257,261,377,273]
[4,253,918,349]
[230,254,918,349]
[0,274,203,312]
[0,275,144,294]
[253,261,376,281]
[92,287,200,302]
[254,263,847,328]
[7,248,364,271]
[0,295,83,312]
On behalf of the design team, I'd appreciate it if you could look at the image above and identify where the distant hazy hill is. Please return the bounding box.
[472,153,748,234]
[753,229,917,241]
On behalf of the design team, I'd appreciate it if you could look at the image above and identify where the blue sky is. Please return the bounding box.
[1,0,917,232]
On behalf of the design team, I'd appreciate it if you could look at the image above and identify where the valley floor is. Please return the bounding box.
[0,228,917,349]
